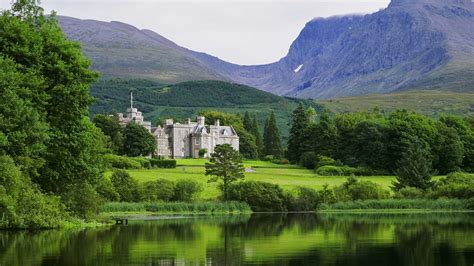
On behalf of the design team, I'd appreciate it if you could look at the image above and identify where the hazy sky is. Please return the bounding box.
[0,0,390,65]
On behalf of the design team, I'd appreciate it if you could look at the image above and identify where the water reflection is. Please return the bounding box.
[1,213,474,265]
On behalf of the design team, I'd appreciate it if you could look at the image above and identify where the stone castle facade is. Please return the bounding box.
[118,93,239,158]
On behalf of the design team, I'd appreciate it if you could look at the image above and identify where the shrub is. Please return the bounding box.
[0,156,68,229]
[315,156,337,168]
[227,181,287,212]
[263,155,274,161]
[100,201,251,214]
[315,165,356,176]
[198,148,207,158]
[300,152,318,169]
[317,184,337,204]
[288,187,320,211]
[429,172,474,199]
[104,154,141,169]
[354,167,390,176]
[319,199,469,211]
[272,159,290,165]
[150,159,177,168]
[110,170,140,202]
[172,179,203,202]
[131,157,152,169]
[334,176,390,201]
[61,182,101,221]
[140,179,176,202]
[96,177,120,202]
[394,187,424,199]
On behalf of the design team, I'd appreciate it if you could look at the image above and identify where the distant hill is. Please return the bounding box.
[57,16,226,84]
[318,91,474,117]
[90,79,321,139]
[59,0,474,99]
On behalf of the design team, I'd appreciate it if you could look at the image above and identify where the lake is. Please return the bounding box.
[1,212,474,265]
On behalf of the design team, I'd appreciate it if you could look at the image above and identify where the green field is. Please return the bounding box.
[112,159,405,200]
[318,90,474,117]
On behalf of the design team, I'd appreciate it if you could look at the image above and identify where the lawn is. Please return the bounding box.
[116,159,400,200]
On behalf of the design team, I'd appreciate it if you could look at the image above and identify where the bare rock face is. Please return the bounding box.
[59,0,474,98]
[203,0,474,98]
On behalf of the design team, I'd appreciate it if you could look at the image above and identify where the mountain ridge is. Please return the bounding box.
[57,0,474,99]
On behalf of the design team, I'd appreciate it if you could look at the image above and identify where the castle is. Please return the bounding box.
[118,93,239,158]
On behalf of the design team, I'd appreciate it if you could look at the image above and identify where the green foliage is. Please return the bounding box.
[287,104,311,163]
[198,148,207,158]
[172,179,203,202]
[299,151,318,169]
[150,159,177,168]
[0,156,68,229]
[199,110,258,159]
[311,110,337,158]
[263,112,283,159]
[61,182,101,221]
[334,176,390,201]
[99,201,251,214]
[315,156,337,168]
[205,144,245,201]
[429,172,474,199]
[315,165,356,176]
[394,187,424,199]
[122,123,156,157]
[432,123,464,174]
[393,140,434,191]
[91,79,322,140]
[227,181,288,212]
[317,184,337,204]
[319,199,469,210]
[140,179,175,202]
[251,114,264,158]
[93,114,124,154]
[287,187,320,212]
[110,170,140,202]
[96,177,120,202]
[104,154,142,169]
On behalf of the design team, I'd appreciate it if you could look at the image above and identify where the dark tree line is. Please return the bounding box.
[287,103,474,175]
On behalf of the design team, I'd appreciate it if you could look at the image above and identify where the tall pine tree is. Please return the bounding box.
[287,103,310,163]
[243,111,253,132]
[263,112,283,159]
[251,114,264,158]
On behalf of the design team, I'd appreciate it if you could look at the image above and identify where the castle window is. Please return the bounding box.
[195,138,200,145]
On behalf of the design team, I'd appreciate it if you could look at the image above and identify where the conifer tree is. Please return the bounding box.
[251,114,264,158]
[287,104,310,163]
[263,112,283,158]
[243,111,253,132]
[392,139,434,191]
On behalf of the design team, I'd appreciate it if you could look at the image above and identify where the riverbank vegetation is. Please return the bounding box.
[1,1,473,230]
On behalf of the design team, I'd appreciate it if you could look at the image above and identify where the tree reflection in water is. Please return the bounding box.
[1,213,474,265]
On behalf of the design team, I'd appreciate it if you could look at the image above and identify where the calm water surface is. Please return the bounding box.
[1,213,474,265]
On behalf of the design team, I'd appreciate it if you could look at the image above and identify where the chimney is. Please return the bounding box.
[197,116,205,126]
[187,118,191,124]
[215,119,220,126]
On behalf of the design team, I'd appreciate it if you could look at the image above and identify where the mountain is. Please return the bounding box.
[90,79,321,139]
[58,16,227,84]
[201,0,474,98]
[58,0,474,99]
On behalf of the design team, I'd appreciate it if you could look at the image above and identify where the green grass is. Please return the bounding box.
[319,199,471,211]
[318,90,474,117]
[99,201,251,214]
[111,159,407,200]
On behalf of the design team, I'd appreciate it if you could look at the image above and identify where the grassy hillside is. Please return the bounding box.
[318,91,474,117]
[90,79,321,140]
[108,159,443,201]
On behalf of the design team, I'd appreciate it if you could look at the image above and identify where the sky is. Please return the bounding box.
[0,0,390,65]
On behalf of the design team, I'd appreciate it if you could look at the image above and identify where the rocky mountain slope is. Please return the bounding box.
[58,0,474,99]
